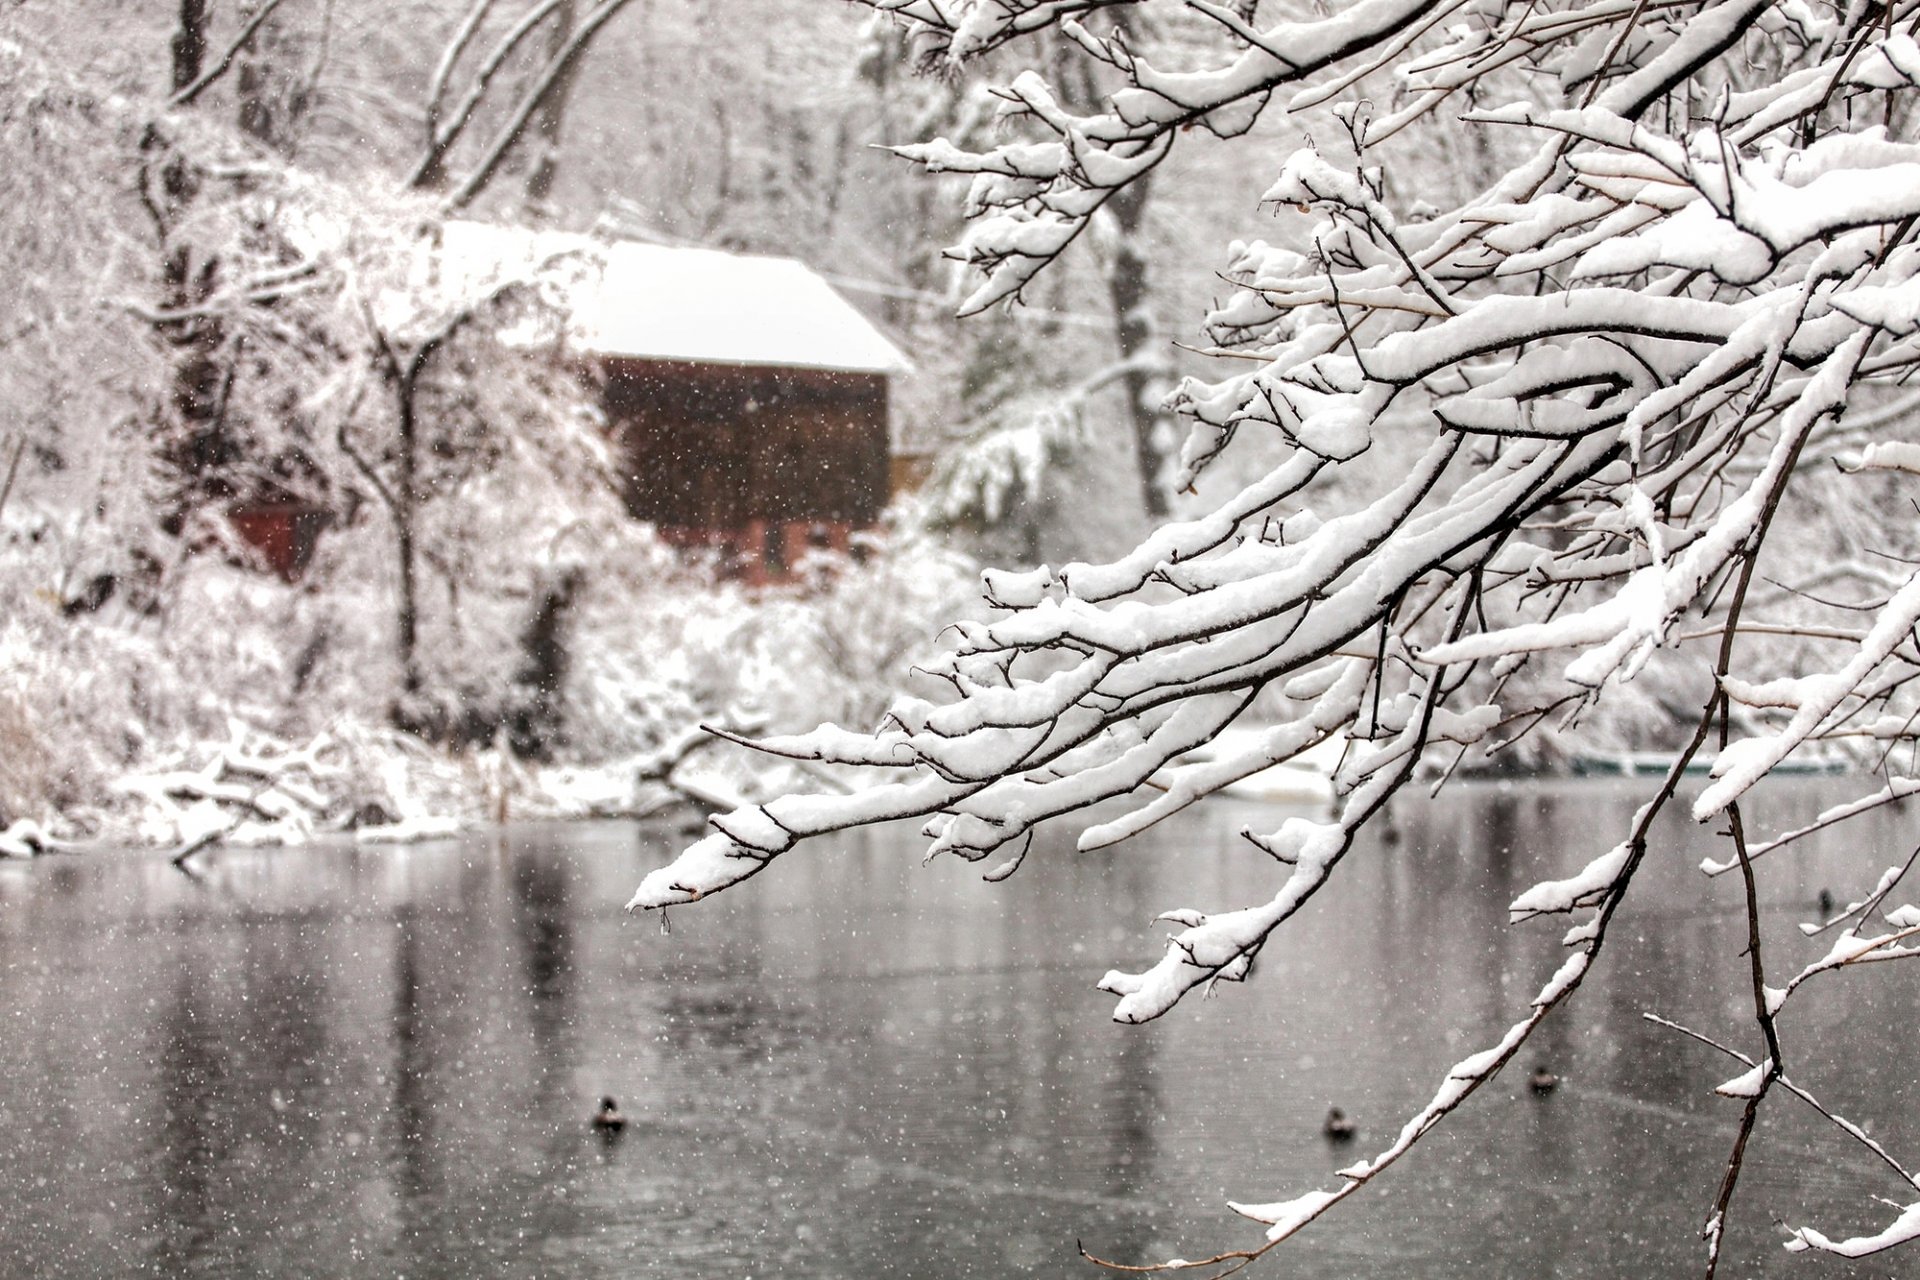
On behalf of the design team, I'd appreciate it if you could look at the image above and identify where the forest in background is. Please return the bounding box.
[0,0,1171,850]
[5,0,1822,859]
[0,0,1503,853]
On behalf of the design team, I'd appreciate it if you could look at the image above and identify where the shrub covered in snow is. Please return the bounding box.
[1,503,973,850]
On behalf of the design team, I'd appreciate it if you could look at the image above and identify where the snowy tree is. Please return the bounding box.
[631,1,1920,1271]
[0,9,652,833]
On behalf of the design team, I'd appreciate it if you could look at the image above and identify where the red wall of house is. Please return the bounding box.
[601,357,890,578]
[228,503,329,580]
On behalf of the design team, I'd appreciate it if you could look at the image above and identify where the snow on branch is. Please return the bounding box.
[1785,1204,1920,1260]
[642,0,1920,1269]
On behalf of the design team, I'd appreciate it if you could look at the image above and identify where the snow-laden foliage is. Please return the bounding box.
[0,489,972,851]
[0,14,978,853]
[923,364,1089,532]
[636,2,1920,1271]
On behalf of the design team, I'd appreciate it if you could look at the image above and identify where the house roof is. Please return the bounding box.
[436,222,910,376]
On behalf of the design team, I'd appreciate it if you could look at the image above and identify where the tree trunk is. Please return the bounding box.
[1103,172,1167,521]
[522,0,579,216]
[409,0,566,194]
[236,1,279,148]
[421,0,498,191]
[1057,15,1168,521]
[145,2,233,526]
[445,0,635,211]
[171,0,209,93]
[393,362,424,700]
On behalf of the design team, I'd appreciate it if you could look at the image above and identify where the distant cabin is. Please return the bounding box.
[229,227,909,583]
[574,239,910,582]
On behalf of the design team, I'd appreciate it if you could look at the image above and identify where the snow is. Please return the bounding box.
[1713,1060,1772,1098]
[1231,1187,1341,1237]
[436,221,909,374]
[1815,929,1894,969]
[588,240,910,374]
[1697,512,1920,820]
[172,798,238,851]
[354,814,465,844]
[1709,782,1920,875]
[20,0,1920,1267]
[1511,840,1632,916]
[1843,441,1920,474]
[564,0,1920,1270]
[1786,1201,1920,1258]
[0,819,52,858]
[626,831,766,907]
[710,804,798,852]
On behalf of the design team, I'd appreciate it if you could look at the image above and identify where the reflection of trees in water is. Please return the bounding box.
[658,985,810,1064]
[389,907,436,1209]
[780,839,1173,1271]
[34,794,1918,1277]
[143,913,334,1274]
[1100,1027,1158,1192]
[1088,1023,1162,1265]
[151,956,232,1272]
[374,850,609,1278]
[1404,788,1581,1062]
[1367,786,1731,1268]
[509,848,575,1062]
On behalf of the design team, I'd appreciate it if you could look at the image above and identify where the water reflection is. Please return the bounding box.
[391,906,435,1218]
[0,781,1916,1276]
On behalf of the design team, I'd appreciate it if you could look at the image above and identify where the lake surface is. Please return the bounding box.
[3,779,1918,1278]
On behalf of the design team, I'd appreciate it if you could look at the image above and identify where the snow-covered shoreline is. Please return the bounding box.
[0,711,851,862]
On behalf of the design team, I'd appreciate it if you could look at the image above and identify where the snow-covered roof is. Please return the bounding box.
[435,221,909,376]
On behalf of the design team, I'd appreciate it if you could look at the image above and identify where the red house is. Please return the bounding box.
[444,224,910,584]
[230,227,908,584]
[579,240,909,582]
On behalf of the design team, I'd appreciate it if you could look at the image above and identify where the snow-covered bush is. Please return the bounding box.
[2,488,973,847]
[634,2,1920,1271]
[565,522,977,752]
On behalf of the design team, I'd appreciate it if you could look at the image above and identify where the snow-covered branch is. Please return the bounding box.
[636,0,1920,1268]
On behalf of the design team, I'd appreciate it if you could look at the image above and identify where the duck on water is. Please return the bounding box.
[593,1097,627,1133]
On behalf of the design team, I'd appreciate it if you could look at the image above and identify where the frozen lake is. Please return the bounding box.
[3,779,1917,1277]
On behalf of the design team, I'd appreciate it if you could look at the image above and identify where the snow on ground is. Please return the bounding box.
[1,519,977,858]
